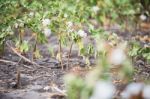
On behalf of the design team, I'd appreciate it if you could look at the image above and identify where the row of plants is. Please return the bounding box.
[0,0,148,55]
[1,0,149,63]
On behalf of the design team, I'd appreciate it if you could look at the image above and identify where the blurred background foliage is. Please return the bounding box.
[0,0,149,56]
[0,0,149,36]
[0,0,149,31]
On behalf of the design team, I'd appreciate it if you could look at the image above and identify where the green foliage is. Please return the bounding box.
[128,42,141,56]
[16,40,29,53]
[129,42,150,62]
[0,0,147,54]
[65,74,85,99]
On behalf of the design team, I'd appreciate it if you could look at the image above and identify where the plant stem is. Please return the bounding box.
[59,36,63,70]
[32,37,37,61]
[19,29,23,48]
[67,41,73,70]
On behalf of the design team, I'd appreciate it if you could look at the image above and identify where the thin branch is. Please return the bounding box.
[52,86,66,96]
[0,59,33,69]
[6,41,46,69]
[0,59,17,65]
[59,36,63,70]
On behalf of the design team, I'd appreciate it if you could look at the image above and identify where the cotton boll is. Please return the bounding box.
[42,19,51,26]
[143,85,150,99]
[14,23,19,28]
[140,14,147,21]
[43,28,51,37]
[66,21,73,33]
[66,21,73,28]
[121,83,144,99]
[19,22,24,28]
[77,30,87,38]
[92,6,100,13]
[64,13,68,18]
[29,12,34,17]
[90,81,115,99]
[108,48,126,65]
[67,29,74,33]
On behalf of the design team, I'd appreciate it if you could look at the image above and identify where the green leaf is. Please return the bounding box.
[20,40,29,52]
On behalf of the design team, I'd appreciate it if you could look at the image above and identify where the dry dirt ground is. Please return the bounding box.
[0,30,150,99]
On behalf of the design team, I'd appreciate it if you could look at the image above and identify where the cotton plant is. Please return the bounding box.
[66,22,88,53]
[20,12,52,58]
[13,19,34,54]
[65,21,94,67]
[32,18,51,58]
[76,30,87,56]
[65,21,75,68]
[49,17,73,69]
[10,11,42,55]
[29,17,51,58]
[75,29,95,65]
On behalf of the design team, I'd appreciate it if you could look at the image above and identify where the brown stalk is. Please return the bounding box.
[32,38,37,61]
[59,36,63,70]
[6,41,46,69]
[0,59,33,69]
[16,68,21,88]
[67,41,73,70]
